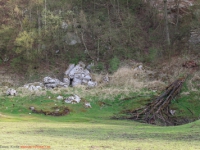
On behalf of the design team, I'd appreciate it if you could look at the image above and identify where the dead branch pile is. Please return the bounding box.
[128,78,186,125]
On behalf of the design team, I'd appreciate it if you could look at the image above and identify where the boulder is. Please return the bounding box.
[6,88,17,96]
[64,94,81,104]
[43,76,68,88]
[72,78,82,87]
[64,64,75,76]
[84,102,92,108]
[57,95,64,100]
[88,81,97,87]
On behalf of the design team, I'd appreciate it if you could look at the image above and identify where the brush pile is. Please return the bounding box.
[128,78,186,125]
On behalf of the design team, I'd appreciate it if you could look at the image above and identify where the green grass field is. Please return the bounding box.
[0,88,200,150]
[0,119,200,150]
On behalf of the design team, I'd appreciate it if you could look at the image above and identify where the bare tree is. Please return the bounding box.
[164,0,171,46]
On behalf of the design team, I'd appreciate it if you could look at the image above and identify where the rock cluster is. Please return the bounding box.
[64,94,81,104]
[6,88,17,96]
[42,62,97,89]
[43,77,68,88]
[24,82,43,91]
[63,61,97,87]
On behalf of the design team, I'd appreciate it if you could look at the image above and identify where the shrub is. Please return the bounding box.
[109,56,120,73]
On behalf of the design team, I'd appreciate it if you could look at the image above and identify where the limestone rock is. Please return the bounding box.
[88,81,97,87]
[43,77,68,88]
[57,95,64,100]
[64,94,81,104]
[24,82,43,91]
[84,102,92,108]
[6,88,17,96]
[64,64,75,76]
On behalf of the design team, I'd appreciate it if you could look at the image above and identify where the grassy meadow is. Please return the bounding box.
[0,66,200,150]
[0,86,200,150]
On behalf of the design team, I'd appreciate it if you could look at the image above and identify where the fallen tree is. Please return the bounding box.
[127,77,186,126]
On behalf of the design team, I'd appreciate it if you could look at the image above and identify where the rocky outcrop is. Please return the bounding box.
[64,61,97,87]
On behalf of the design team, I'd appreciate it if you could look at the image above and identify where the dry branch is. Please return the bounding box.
[128,78,186,125]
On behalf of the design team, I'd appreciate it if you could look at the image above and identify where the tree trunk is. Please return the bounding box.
[164,0,171,46]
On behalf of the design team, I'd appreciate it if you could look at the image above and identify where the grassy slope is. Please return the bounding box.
[0,89,200,150]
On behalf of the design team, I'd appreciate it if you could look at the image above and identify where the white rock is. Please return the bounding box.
[82,74,91,81]
[72,78,82,87]
[44,77,68,88]
[57,95,64,100]
[29,106,35,111]
[88,81,97,87]
[84,102,92,108]
[64,95,81,104]
[69,64,84,78]
[170,110,176,116]
[103,74,109,82]
[74,95,81,103]
[36,86,42,90]
[82,79,88,84]
[83,69,90,75]
[74,73,82,79]
[64,96,75,103]
[6,88,17,96]
[24,84,29,89]
[138,65,143,70]
[64,64,75,76]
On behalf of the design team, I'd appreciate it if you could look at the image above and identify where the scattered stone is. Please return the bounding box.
[64,64,75,76]
[88,81,97,88]
[170,110,176,116]
[24,84,43,91]
[84,102,92,108]
[64,94,81,104]
[134,65,143,71]
[103,74,109,83]
[57,95,64,100]
[6,88,17,96]
[43,76,68,88]
[29,106,35,111]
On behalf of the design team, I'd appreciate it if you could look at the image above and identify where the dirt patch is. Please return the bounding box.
[30,106,70,116]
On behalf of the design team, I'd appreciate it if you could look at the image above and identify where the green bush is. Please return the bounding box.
[109,56,120,73]
[145,47,158,63]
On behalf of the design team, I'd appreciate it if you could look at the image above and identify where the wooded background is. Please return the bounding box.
[0,0,199,74]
